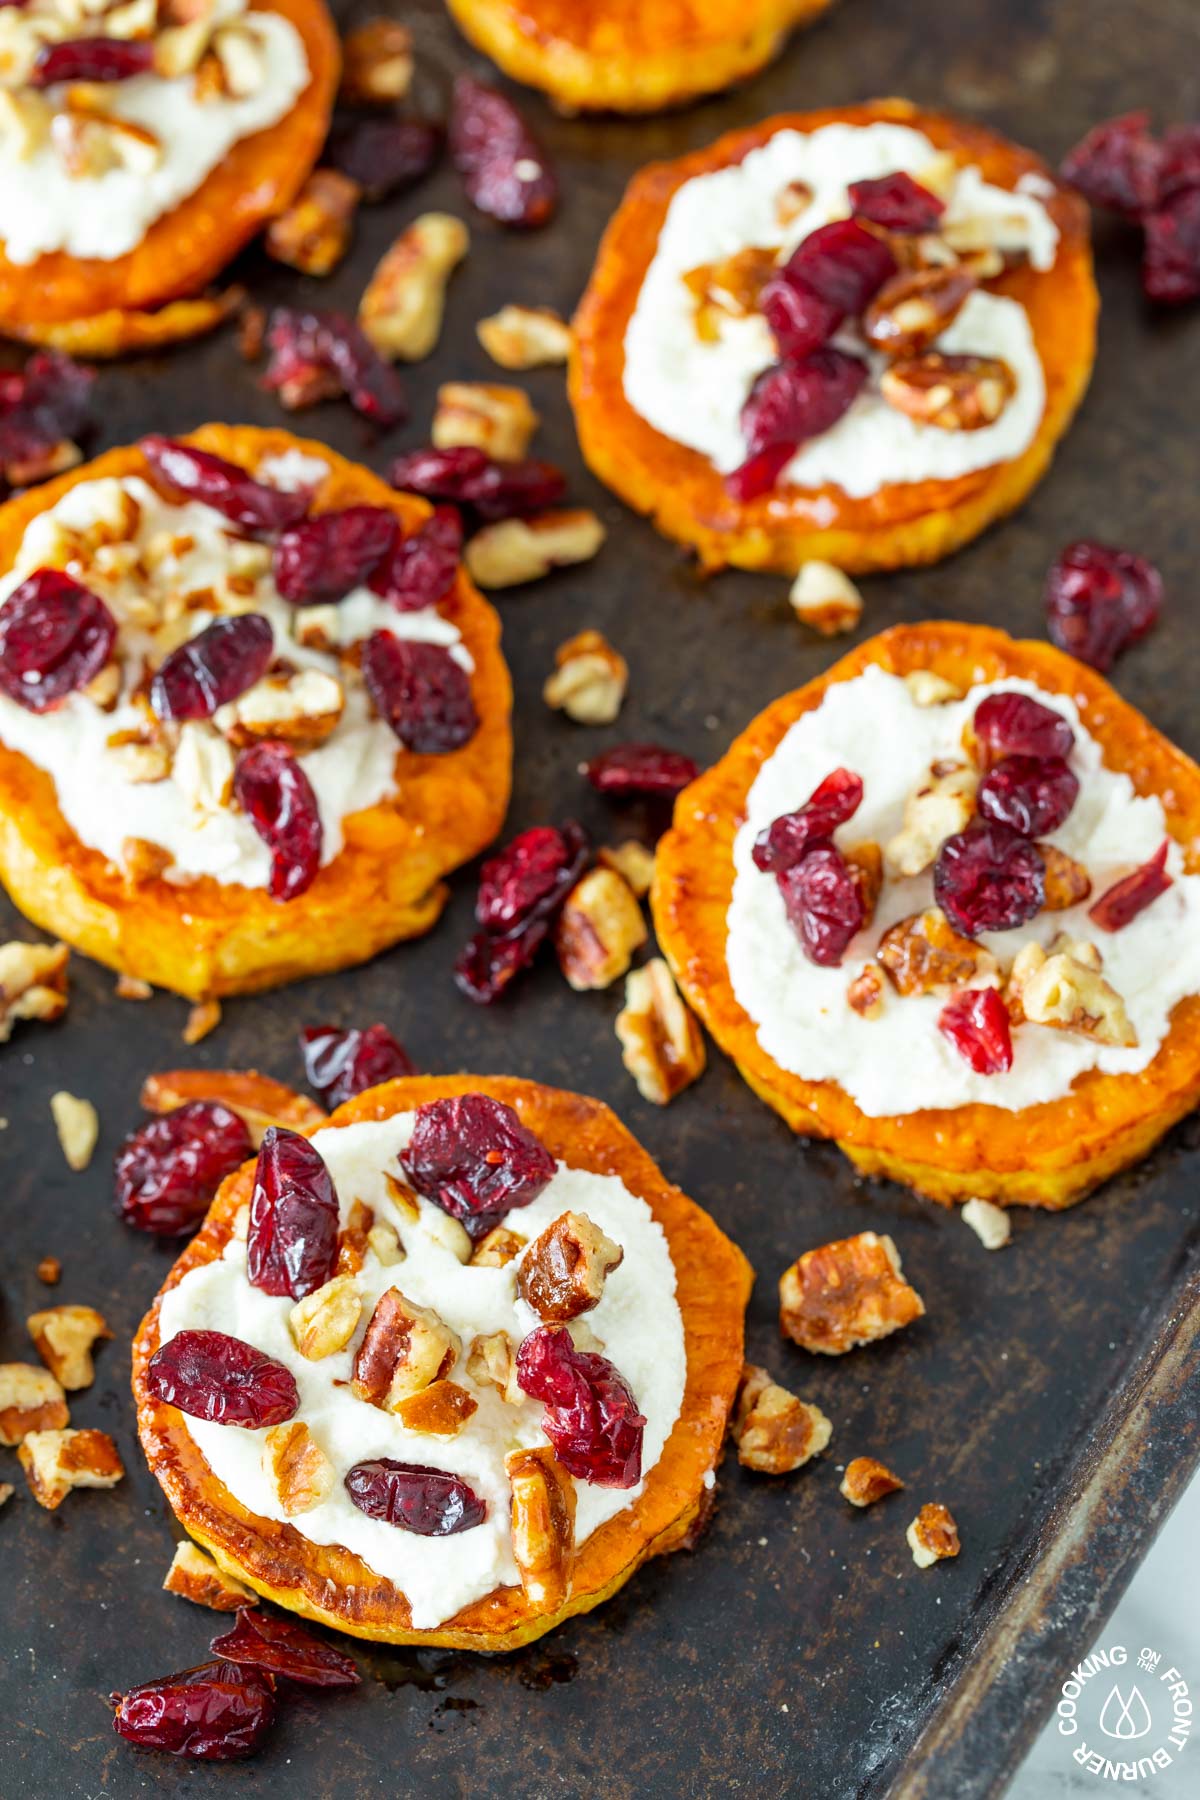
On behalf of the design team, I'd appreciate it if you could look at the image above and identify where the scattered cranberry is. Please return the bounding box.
[977,755,1079,838]
[400,1092,555,1236]
[455,926,547,1005]
[455,820,589,1004]
[848,171,945,232]
[973,691,1075,768]
[210,1609,359,1690]
[111,1660,276,1760]
[724,441,795,503]
[1160,123,1200,201]
[114,1102,252,1237]
[247,1126,339,1299]
[938,987,1014,1075]
[345,1459,487,1534]
[582,743,699,799]
[449,74,557,228]
[777,842,866,966]
[145,1330,299,1428]
[273,506,397,605]
[299,1023,415,1108]
[388,445,567,523]
[1143,187,1200,303]
[1089,841,1173,931]
[1060,111,1164,218]
[325,116,442,201]
[263,309,407,426]
[0,350,94,490]
[31,37,154,85]
[934,818,1046,937]
[361,631,478,753]
[368,506,461,612]
[1044,540,1163,670]
[140,436,311,535]
[516,1326,645,1488]
[476,825,575,931]
[0,569,115,712]
[150,612,273,722]
[752,768,864,874]
[234,741,323,903]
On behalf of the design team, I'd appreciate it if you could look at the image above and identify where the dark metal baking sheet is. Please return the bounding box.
[2,0,1199,1794]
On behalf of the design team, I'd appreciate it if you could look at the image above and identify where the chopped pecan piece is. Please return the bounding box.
[840,1456,905,1507]
[615,959,706,1106]
[1040,844,1093,911]
[469,1225,526,1268]
[517,1212,624,1323]
[907,1501,961,1567]
[121,836,171,887]
[339,19,413,105]
[184,999,222,1045]
[163,1540,256,1611]
[359,213,469,362]
[877,908,1000,997]
[384,1171,420,1223]
[27,1304,111,1390]
[0,1483,11,1509]
[465,509,606,589]
[847,964,885,1019]
[506,1445,576,1609]
[367,1222,404,1267]
[352,1288,459,1407]
[263,1419,335,1515]
[49,1092,98,1172]
[779,1232,926,1355]
[335,1199,375,1276]
[18,1427,124,1510]
[216,668,344,751]
[862,266,975,357]
[1017,944,1136,1047]
[845,842,883,927]
[141,1068,324,1146]
[885,765,978,878]
[289,1276,362,1361]
[36,1256,62,1287]
[393,1378,478,1437]
[0,1364,69,1446]
[264,170,360,277]
[881,353,1016,430]
[598,840,655,898]
[0,89,51,162]
[683,245,780,341]
[432,381,539,462]
[466,1330,523,1404]
[903,670,965,707]
[734,1366,832,1474]
[476,303,572,369]
[0,940,68,1044]
[555,868,647,992]
[543,628,628,726]
[960,1197,1011,1250]
[788,561,864,636]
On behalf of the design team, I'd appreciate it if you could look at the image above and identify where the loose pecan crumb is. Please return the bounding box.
[789,562,864,636]
[465,509,606,588]
[517,1211,624,1323]
[881,353,1016,430]
[335,1199,375,1277]
[543,629,628,725]
[432,381,539,462]
[359,213,469,362]
[907,1501,960,1567]
[27,1304,111,1390]
[264,170,360,276]
[840,1456,905,1507]
[476,302,572,369]
[367,1222,405,1267]
[163,1540,256,1610]
[115,974,153,1001]
[507,1445,576,1609]
[960,1197,1011,1250]
[469,1225,526,1268]
[779,1231,926,1355]
[49,1092,99,1172]
[556,867,647,991]
[615,958,706,1106]
[183,999,222,1045]
[1040,844,1093,911]
[1011,942,1135,1046]
[18,1427,124,1510]
[0,940,69,1044]
[466,1331,523,1404]
[598,840,655,898]
[0,1364,69,1446]
[847,964,885,1018]
[339,19,413,105]
[0,1483,12,1509]
[36,1256,62,1287]
[263,1419,335,1515]
[734,1365,832,1474]
[885,763,978,878]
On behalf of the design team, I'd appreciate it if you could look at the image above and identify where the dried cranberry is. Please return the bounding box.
[140,436,311,535]
[0,350,94,489]
[1060,111,1164,217]
[583,743,700,799]
[724,441,795,503]
[476,825,574,931]
[368,506,461,611]
[146,1330,299,1428]
[361,631,477,753]
[760,275,843,362]
[111,1660,276,1761]
[973,691,1076,767]
[299,1023,415,1107]
[31,36,154,85]
[246,1125,339,1299]
[273,506,397,605]
[752,768,864,874]
[0,569,115,711]
[325,116,442,201]
[150,613,273,722]
[455,923,549,1005]
[210,1609,359,1690]
[263,309,407,426]
[233,741,323,902]
[449,74,558,228]
[776,842,865,966]
[741,349,870,457]
[1044,540,1163,670]
[849,171,945,232]
[516,1326,645,1488]
[763,219,897,357]
[938,987,1014,1075]
[454,820,589,1004]
[1143,187,1200,304]
[114,1101,252,1237]
[1159,123,1200,201]
[977,755,1079,838]
[345,1459,487,1534]
[1089,841,1172,931]
[934,818,1046,937]
[400,1093,555,1236]
[388,445,567,522]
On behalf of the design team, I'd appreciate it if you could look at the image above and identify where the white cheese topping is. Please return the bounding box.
[0,0,309,265]
[157,1112,688,1631]
[623,123,1060,499]
[726,668,1200,1116]
[0,467,471,889]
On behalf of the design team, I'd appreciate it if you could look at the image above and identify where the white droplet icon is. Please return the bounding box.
[1098,1683,1153,1741]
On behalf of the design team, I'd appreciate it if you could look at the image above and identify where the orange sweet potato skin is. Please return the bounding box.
[0,425,513,999]
[0,0,339,330]
[652,623,1200,1209]
[571,100,1097,575]
[132,1074,754,1650]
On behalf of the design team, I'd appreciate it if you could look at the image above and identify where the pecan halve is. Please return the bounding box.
[862,266,975,357]
[881,352,1017,431]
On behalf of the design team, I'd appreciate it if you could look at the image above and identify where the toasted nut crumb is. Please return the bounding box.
[265,169,359,276]
[0,1363,69,1446]
[507,1445,576,1609]
[840,1456,905,1506]
[121,836,172,886]
[543,628,628,725]
[598,840,654,898]
[517,1211,624,1323]
[263,1419,335,1515]
[845,841,883,928]
[339,18,413,105]
[333,1199,375,1277]
[0,940,69,1044]
[1021,948,1136,1048]
[27,1305,111,1390]
[432,381,539,462]
[907,1501,960,1567]
[289,1276,362,1361]
[49,1092,98,1172]
[615,958,706,1106]
[393,1377,478,1437]
[466,1330,523,1404]
[163,1540,256,1610]
[886,764,978,878]
[1040,844,1093,911]
[465,509,606,589]
[18,1427,124,1510]
[960,1198,1011,1250]
[789,562,864,637]
[469,1226,526,1269]
[847,964,885,1018]
[555,867,647,992]
[477,303,572,369]
[734,1365,832,1474]
[878,908,999,998]
[352,1288,460,1407]
[367,1222,404,1267]
[359,213,469,362]
[780,1232,926,1355]
[903,669,964,706]
[115,974,153,1001]
[776,177,814,225]
[184,999,222,1045]
[36,1256,62,1287]
[0,1483,12,1509]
